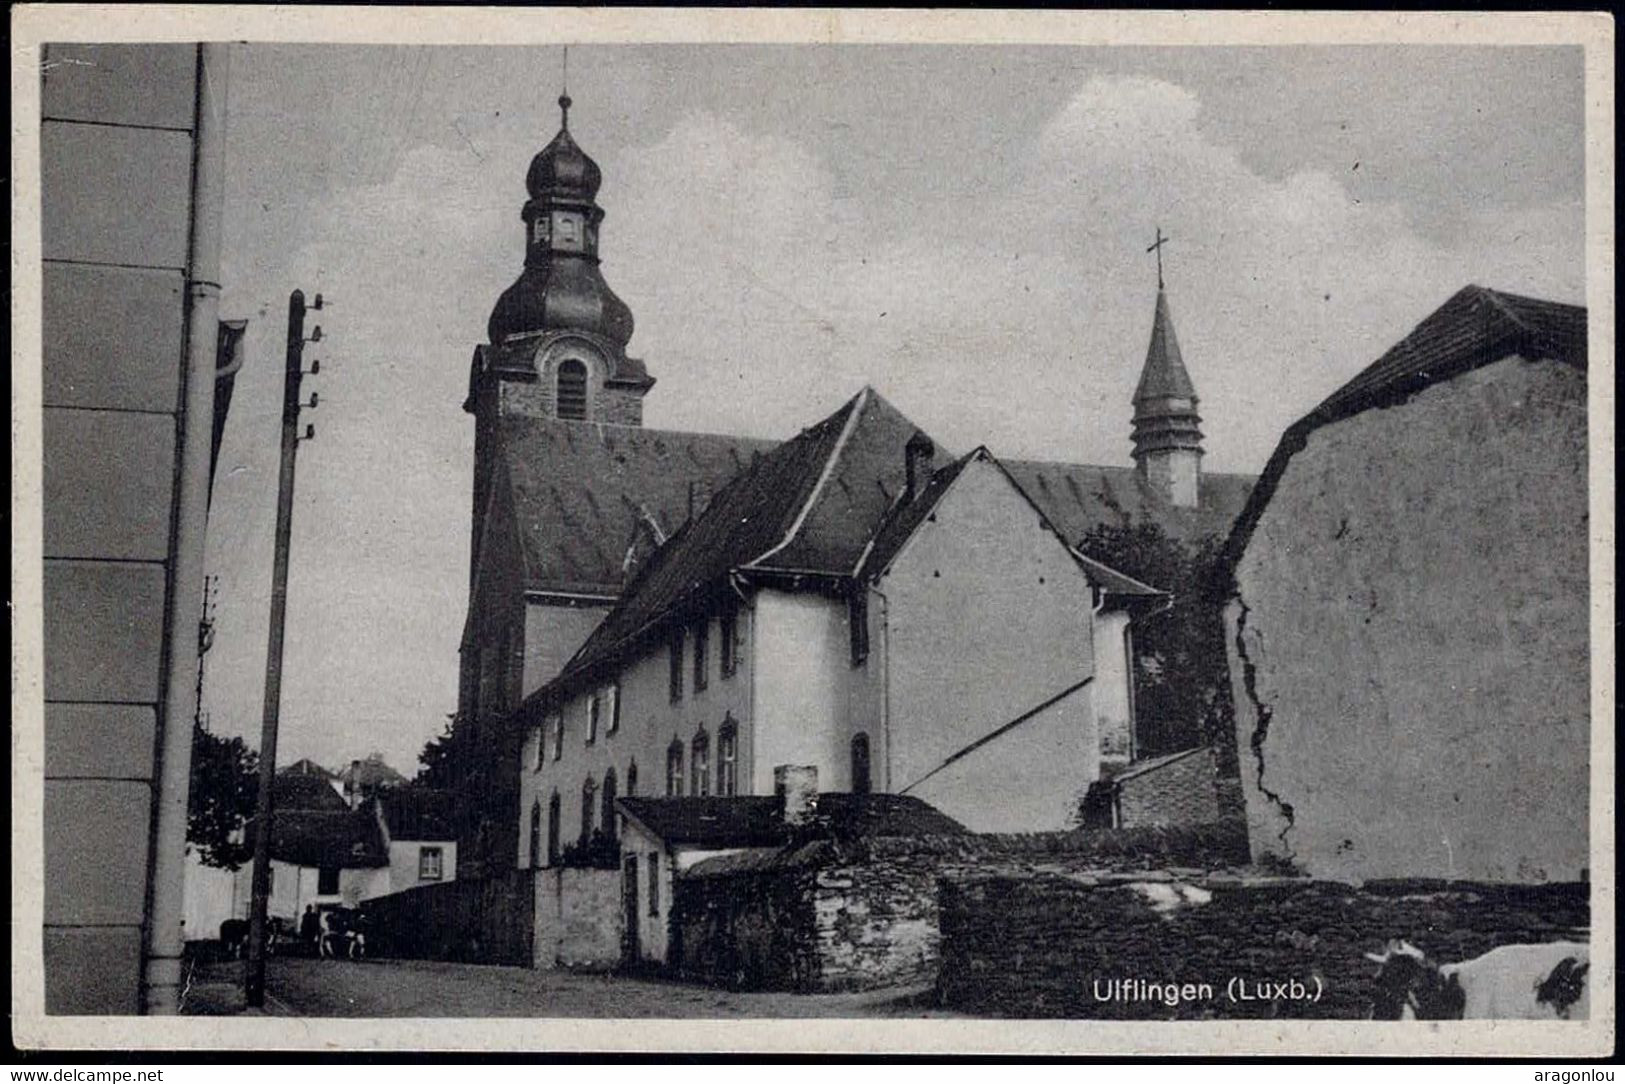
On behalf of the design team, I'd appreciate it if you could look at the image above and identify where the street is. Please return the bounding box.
[184,956,959,1018]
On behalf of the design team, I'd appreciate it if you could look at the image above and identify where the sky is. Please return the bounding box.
[198,42,1586,776]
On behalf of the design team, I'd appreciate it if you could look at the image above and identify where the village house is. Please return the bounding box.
[1221,285,1589,884]
[514,389,1170,863]
[451,93,1256,877]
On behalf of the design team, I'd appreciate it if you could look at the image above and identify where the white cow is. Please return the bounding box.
[1365,939,1590,1020]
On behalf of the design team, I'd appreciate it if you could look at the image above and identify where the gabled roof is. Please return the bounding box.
[536,388,949,695]
[618,793,967,850]
[498,414,775,596]
[858,448,1165,604]
[272,773,347,813]
[373,787,457,842]
[246,809,389,870]
[1221,285,1587,575]
[1002,461,1254,545]
[1134,288,1198,403]
[280,757,334,779]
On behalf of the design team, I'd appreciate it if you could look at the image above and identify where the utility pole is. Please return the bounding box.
[245,289,323,1007]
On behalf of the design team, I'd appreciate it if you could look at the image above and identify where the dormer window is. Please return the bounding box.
[556,359,587,420]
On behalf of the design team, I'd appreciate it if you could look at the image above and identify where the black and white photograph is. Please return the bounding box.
[10,6,1613,1058]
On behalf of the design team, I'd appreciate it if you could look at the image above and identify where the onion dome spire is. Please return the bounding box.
[487,84,633,348]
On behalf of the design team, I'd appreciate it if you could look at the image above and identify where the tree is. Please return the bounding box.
[1076,522,1239,776]
[187,721,259,869]
[416,712,467,790]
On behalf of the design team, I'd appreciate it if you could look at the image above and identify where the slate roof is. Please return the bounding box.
[1134,288,1198,403]
[537,388,953,693]
[272,773,348,812]
[1221,285,1587,574]
[618,793,967,850]
[1003,460,1255,545]
[1111,744,1212,784]
[374,788,457,842]
[246,809,389,870]
[280,757,334,780]
[498,413,776,596]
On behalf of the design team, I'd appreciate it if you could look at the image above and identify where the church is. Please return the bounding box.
[454,94,1255,875]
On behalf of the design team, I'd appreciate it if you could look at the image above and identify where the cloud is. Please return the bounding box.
[201,71,1584,773]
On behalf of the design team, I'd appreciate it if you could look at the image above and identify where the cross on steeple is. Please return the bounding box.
[558,46,571,128]
[1146,226,1170,290]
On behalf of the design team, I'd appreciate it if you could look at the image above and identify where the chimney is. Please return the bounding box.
[903,431,935,503]
[774,765,819,827]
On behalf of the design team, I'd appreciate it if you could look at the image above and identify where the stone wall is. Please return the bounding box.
[534,867,622,970]
[937,872,1589,1018]
[360,869,534,966]
[1116,748,1222,828]
[671,821,1251,992]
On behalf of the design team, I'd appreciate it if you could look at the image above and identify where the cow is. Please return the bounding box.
[218,919,249,960]
[1365,939,1590,1020]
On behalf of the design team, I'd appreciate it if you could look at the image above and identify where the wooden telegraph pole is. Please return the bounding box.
[245,289,323,1007]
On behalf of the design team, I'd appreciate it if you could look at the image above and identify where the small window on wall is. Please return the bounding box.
[601,770,618,842]
[626,759,638,797]
[556,359,588,421]
[318,867,339,896]
[420,846,444,881]
[647,853,660,917]
[587,692,600,745]
[668,629,685,701]
[552,713,564,761]
[581,778,597,845]
[691,730,710,797]
[666,741,684,796]
[718,717,738,797]
[693,620,709,692]
[534,723,546,771]
[720,606,739,678]
[605,682,620,734]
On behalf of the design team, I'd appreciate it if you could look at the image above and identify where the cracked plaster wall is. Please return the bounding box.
[1226,355,1589,883]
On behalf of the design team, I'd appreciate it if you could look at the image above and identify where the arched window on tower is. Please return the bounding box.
[601,769,618,842]
[851,733,872,795]
[556,359,588,420]
[528,800,542,868]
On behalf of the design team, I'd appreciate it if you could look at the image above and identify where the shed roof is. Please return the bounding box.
[1221,285,1587,575]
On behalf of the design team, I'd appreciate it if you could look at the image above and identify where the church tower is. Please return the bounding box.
[1130,265,1204,508]
[464,90,656,581]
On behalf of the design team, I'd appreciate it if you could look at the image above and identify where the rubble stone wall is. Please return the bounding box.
[533,867,621,971]
[937,872,1590,1018]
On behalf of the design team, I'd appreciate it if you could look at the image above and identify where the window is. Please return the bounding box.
[851,733,873,795]
[317,866,339,896]
[547,792,561,865]
[528,802,542,868]
[647,853,660,917]
[720,606,739,678]
[581,778,597,845]
[718,717,738,797]
[601,770,618,842]
[606,682,620,734]
[552,712,563,761]
[626,760,638,797]
[691,729,711,797]
[419,846,444,881]
[666,740,684,797]
[556,359,587,421]
[534,722,546,771]
[693,620,709,692]
[668,628,685,701]
[587,692,600,745]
